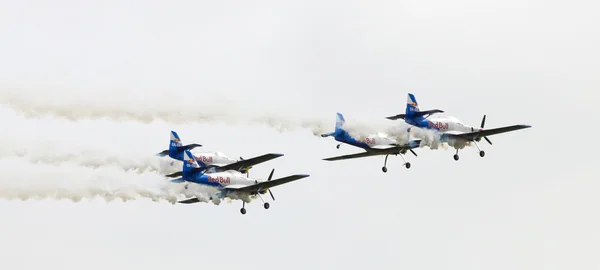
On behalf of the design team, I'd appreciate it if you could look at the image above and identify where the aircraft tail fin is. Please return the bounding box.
[182,150,202,180]
[321,112,346,137]
[335,112,346,131]
[156,131,202,160]
[405,93,420,118]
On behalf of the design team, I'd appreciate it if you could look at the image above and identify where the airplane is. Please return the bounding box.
[385,93,532,161]
[320,112,422,173]
[171,150,309,215]
[156,131,277,177]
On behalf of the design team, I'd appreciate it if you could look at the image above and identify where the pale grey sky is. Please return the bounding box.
[0,0,598,269]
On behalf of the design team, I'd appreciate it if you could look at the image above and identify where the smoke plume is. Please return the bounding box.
[0,88,330,135]
[0,157,219,204]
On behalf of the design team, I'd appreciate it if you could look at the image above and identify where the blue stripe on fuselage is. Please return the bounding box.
[406,117,442,131]
[333,129,370,149]
[184,174,225,188]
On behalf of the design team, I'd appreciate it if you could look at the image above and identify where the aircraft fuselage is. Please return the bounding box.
[408,117,480,133]
[333,129,398,150]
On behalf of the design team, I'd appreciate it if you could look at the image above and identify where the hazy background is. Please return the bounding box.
[0,0,598,269]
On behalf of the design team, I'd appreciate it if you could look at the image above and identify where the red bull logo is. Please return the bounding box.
[428,121,448,130]
[197,156,213,163]
[208,175,230,184]
[358,138,376,145]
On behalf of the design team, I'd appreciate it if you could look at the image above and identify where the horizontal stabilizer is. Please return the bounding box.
[165,171,182,178]
[169,177,185,183]
[156,150,170,157]
[385,113,406,120]
[178,197,201,204]
[386,109,444,120]
[176,143,202,151]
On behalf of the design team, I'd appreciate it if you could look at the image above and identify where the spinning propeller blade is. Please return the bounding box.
[267,168,275,201]
[480,115,492,145]
[240,156,250,177]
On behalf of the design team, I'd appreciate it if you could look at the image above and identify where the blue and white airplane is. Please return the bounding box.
[386,93,532,161]
[321,113,422,173]
[157,131,281,177]
[172,150,309,215]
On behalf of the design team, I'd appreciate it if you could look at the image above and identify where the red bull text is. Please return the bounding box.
[208,175,230,184]
[428,121,448,130]
[197,156,213,163]
[358,138,376,145]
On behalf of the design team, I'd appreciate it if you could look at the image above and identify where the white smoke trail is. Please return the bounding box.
[0,157,197,203]
[0,88,330,135]
[0,140,177,175]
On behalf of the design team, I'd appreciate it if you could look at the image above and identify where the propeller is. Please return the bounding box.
[480,115,492,145]
[471,115,492,144]
[240,156,250,177]
[266,168,275,201]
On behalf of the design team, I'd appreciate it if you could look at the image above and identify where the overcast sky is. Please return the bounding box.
[0,0,598,269]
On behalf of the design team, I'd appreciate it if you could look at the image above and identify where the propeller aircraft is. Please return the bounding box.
[386,93,532,160]
[171,150,309,215]
[157,131,276,177]
[320,112,422,173]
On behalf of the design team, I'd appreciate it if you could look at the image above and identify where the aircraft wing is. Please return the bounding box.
[446,125,532,140]
[165,154,283,177]
[215,153,283,172]
[386,109,444,120]
[323,151,382,161]
[225,174,310,193]
[324,141,421,161]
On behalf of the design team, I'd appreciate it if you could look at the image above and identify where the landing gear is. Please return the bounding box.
[454,149,460,161]
[381,153,411,172]
[399,153,411,169]
[240,201,246,215]
[257,193,270,210]
[382,155,389,173]
[473,141,485,158]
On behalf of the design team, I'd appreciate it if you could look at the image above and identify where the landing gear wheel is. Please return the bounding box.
[453,154,459,161]
[382,166,388,173]
[479,151,485,157]
[405,162,411,169]
[240,208,246,215]
[264,202,270,209]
